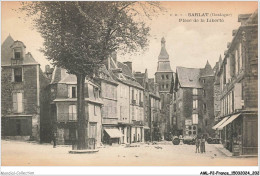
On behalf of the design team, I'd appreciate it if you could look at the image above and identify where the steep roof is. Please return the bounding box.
[1,35,39,66]
[157,61,173,72]
[117,62,134,79]
[158,37,169,60]
[176,67,202,88]
[109,57,143,89]
[200,60,214,77]
[157,37,173,72]
[1,35,14,66]
[51,67,99,87]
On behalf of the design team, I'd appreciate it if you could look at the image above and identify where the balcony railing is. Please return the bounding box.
[132,100,136,105]
[11,58,23,66]
[133,120,144,126]
[139,102,144,107]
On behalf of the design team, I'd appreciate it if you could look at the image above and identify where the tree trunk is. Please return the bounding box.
[76,74,88,150]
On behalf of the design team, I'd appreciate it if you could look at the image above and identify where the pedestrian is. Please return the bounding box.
[53,131,57,148]
[201,136,206,153]
[195,137,200,153]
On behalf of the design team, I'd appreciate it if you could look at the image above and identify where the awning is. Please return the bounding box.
[212,117,229,130]
[104,128,123,138]
[144,126,150,129]
[217,113,241,130]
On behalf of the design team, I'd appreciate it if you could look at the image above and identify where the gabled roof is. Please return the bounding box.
[97,65,118,85]
[1,35,39,66]
[109,57,143,89]
[176,67,202,88]
[117,62,134,79]
[1,35,14,66]
[51,67,99,87]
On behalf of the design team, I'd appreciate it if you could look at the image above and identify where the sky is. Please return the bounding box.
[1,1,258,78]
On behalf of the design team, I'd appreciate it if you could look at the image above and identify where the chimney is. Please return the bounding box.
[123,61,132,72]
[45,65,50,73]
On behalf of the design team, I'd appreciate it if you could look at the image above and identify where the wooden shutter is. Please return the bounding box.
[17,93,23,113]
[234,83,242,110]
[13,93,17,112]
[11,69,14,82]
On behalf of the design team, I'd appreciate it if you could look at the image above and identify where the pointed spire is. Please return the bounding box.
[201,60,214,76]
[158,37,169,60]
[161,37,166,47]
[205,60,212,69]
[219,54,222,62]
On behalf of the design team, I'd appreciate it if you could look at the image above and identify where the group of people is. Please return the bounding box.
[195,136,206,153]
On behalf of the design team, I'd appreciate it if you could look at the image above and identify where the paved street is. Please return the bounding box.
[1,140,257,166]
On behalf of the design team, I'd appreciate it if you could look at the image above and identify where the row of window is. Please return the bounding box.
[220,83,242,116]
[68,85,100,99]
[131,106,144,121]
[161,84,169,89]
[192,88,206,96]
[68,104,98,121]
[131,88,143,105]
[220,42,244,91]
[161,74,170,80]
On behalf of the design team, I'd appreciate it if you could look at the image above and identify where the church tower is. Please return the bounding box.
[155,37,174,140]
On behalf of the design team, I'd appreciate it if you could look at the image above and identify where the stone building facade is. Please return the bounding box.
[212,11,258,155]
[49,67,103,148]
[155,37,174,140]
[174,62,215,138]
[134,70,161,141]
[94,65,120,145]
[108,56,145,144]
[1,35,49,141]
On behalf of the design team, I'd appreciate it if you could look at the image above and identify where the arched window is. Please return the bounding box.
[161,75,164,80]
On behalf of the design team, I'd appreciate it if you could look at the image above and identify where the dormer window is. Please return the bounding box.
[15,51,21,59]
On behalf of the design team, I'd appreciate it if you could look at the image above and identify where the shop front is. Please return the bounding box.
[216,112,257,156]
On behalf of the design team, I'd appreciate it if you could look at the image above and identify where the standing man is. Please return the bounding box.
[53,131,57,148]
[201,136,206,153]
[195,136,200,153]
